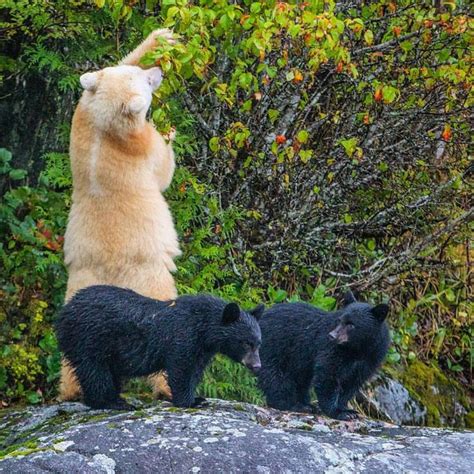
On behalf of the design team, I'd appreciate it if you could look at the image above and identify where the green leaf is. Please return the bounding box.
[382,85,399,104]
[0,148,12,164]
[297,130,309,144]
[400,40,413,52]
[209,137,220,152]
[268,109,279,124]
[273,289,287,303]
[250,2,261,14]
[9,169,27,180]
[339,137,358,157]
[364,29,374,45]
[445,288,456,302]
[387,351,401,363]
[167,7,180,19]
[26,391,42,404]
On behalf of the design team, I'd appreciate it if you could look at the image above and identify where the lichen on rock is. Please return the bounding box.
[0,399,473,473]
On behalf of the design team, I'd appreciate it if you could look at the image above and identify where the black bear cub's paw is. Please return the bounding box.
[335,409,359,421]
[192,396,208,407]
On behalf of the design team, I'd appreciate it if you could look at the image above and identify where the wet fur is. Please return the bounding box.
[56,286,262,410]
[257,296,390,420]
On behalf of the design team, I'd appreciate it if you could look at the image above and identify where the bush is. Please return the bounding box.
[0,149,68,403]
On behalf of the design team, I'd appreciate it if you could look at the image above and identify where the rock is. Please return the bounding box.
[358,374,427,425]
[1,399,473,473]
[358,364,471,428]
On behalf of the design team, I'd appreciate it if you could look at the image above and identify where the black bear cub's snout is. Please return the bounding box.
[242,349,261,373]
[328,324,349,344]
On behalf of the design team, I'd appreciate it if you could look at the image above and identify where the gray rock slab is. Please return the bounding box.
[1,399,472,473]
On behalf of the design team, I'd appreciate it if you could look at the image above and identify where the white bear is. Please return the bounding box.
[60,29,180,401]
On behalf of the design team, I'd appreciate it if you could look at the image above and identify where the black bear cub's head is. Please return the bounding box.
[329,291,389,348]
[220,303,264,374]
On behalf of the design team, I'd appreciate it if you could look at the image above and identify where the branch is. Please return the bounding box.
[353,31,420,56]
[182,92,213,137]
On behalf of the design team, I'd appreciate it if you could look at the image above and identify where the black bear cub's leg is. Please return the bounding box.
[260,370,310,413]
[313,380,342,419]
[314,379,359,420]
[166,360,199,408]
[74,360,132,410]
[167,357,209,408]
[294,385,316,414]
[168,378,195,408]
[335,383,360,420]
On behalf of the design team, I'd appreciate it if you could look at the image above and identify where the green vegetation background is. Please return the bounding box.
[0,1,472,425]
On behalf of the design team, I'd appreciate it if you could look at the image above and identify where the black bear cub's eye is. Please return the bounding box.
[346,323,355,329]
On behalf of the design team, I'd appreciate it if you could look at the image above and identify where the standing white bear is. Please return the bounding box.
[60,30,180,401]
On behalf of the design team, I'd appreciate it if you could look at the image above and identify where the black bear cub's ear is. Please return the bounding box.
[372,304,389,321]
[250,304,265,321]
[222,303,240,325]
[343,290,357,306]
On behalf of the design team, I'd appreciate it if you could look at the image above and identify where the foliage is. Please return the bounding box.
[143,0,473,384]
[0,0,472,416]
[0,149,68,404]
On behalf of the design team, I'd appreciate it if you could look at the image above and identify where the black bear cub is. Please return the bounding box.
[55,285,264,410]
[257,291,390,420]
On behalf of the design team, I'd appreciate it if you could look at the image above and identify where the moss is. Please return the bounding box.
[0,440,39,459]
[78,413,110,424]
[465,411,474,429]
[296,423,313,431]
[47,411,73,425]
[233,404,245,412]
[393,361,470,427]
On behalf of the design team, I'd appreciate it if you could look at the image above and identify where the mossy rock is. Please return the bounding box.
[464,411,474,430]
[393,361,471,427]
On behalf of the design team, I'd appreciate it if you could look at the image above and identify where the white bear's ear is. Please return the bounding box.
[147,67,163,90]
[80,72,99,92]
[127,96,147,114]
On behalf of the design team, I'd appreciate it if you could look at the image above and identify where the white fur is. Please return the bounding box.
[61,29,178,402]
[128,96,147,114]
[80,72,99,91]
[79,65,162,132]
[89,133,102,196]
[147,67,163,90]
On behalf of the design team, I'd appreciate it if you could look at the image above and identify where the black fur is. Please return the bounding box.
[257,295,390,420]
[55,285,263,410]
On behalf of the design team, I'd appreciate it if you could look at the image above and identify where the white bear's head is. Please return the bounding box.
[79,65,163,133]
